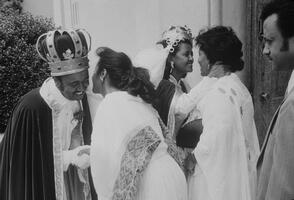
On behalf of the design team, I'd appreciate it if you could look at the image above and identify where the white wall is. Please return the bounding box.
[25,0,246,88]
[55,0,209,87]
[22,0,53,18]
[222,0,247,84]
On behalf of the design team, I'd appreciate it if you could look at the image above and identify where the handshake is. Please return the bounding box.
[63,145,91,171]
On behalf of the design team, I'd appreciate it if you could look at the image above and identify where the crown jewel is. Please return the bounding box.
[160,25,193,53]
[36,29,91,76]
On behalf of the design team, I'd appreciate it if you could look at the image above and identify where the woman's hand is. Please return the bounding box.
[184,152,196,176]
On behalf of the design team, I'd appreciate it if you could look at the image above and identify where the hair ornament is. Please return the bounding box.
[159,25,193,53]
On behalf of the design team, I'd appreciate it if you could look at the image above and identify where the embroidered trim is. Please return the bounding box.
[40,78,91,200]
[52,111,64,200]
[112,126,161,200]
[158,118,187,173]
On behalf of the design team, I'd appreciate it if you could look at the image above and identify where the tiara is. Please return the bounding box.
[36,29,91,76]
[159,25,193,53]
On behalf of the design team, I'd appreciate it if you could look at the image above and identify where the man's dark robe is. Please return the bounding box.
[0,88,97,200]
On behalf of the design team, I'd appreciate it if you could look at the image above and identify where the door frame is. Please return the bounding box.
[53,0,79,28]
[244,0,291,145]
[245,0,266,145]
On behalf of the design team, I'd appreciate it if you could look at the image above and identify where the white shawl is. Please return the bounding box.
[90,91,166,200]
[189,74,252,200]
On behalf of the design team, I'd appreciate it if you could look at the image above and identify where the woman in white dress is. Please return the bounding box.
[90,47,187,200]
[186,26,260,200]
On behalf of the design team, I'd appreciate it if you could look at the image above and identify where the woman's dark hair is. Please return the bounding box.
[195,26,244,72]
[260,0,294,40]
[157,39,192,80]
[95,47,156,104]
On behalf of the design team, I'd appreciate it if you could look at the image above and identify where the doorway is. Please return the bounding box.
[245,0,292,145]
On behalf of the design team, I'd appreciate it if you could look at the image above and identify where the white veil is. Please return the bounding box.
[133,45,170,88]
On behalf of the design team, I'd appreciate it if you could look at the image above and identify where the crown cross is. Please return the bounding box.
[63,49,74,60]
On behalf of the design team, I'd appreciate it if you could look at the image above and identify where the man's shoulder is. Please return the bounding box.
[18,88,49,111]
[287,89,294,100]
[282,91,294,110]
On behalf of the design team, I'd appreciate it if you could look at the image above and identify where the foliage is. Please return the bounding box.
[0,8,54,132]
[0,0,23,11]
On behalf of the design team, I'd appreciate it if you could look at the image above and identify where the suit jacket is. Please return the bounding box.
[257,88,294,200]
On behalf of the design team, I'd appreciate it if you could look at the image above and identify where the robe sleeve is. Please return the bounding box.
[174,93,199,118]
[90,99,124,199]
[265,99,294,200]
[175,77,217,118]
[193,87,234,167]
[193,87,248,200]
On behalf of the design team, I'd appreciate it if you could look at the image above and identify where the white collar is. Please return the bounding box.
[169,74,182,86]
[40,77,81,112]
[286,70,294,95]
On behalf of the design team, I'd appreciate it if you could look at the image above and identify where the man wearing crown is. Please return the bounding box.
[0,29,98,200]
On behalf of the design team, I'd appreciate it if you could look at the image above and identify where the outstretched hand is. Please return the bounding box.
[76,146,90,156]
[71,145,91,169]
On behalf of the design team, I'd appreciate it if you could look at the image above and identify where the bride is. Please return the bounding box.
[90,47,187,200]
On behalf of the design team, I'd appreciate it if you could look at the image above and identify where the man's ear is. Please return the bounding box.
[289,36,294,52]
[53,77,63,90]
[100,69,107,82]
[284,37,294,67]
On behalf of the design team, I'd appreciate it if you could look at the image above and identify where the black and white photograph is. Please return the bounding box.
[0,0,294,199]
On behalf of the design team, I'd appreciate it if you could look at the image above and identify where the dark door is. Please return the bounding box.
[245,0,292,146]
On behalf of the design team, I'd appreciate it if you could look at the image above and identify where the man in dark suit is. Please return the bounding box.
[257,0,294,199]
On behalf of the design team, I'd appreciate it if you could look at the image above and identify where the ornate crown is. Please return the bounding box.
[159,25,193,53]
[36,29,91,76]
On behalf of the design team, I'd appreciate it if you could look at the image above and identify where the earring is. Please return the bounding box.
[170,61,175,74]
[208,62,215,72]
[100,69,106,82]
